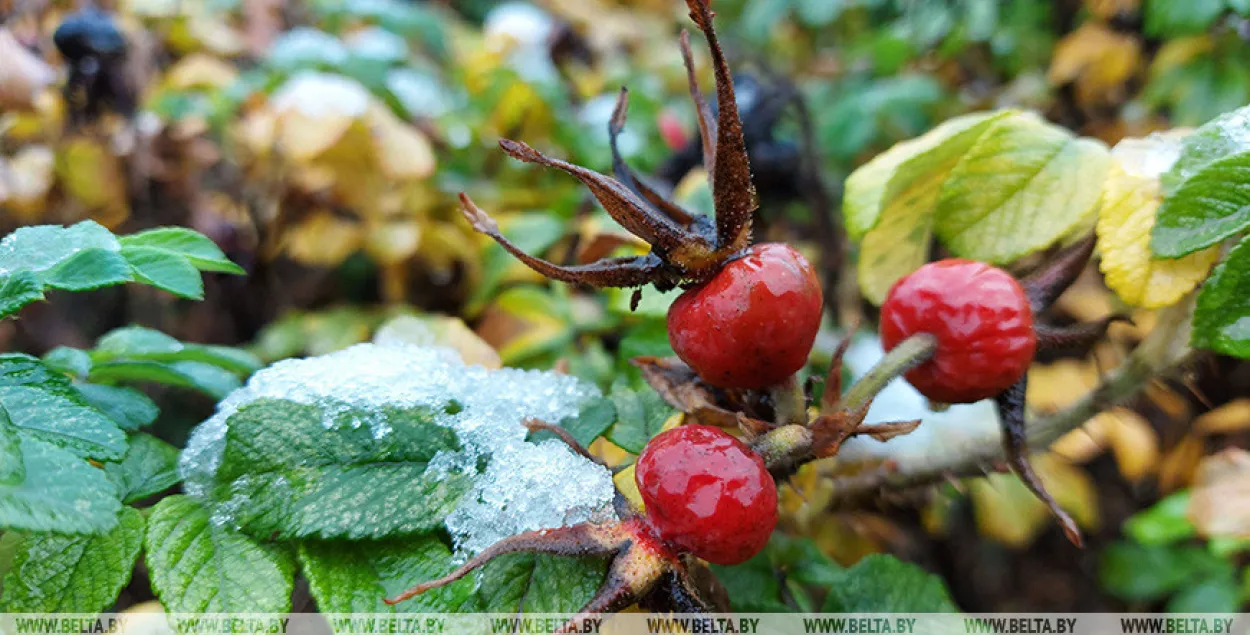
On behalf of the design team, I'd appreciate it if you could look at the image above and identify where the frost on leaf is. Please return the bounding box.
[180,343,616,553]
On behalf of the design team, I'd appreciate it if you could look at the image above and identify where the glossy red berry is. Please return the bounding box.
[880,259,1036,404]
[635,425,778,565]
[667,243,822,390]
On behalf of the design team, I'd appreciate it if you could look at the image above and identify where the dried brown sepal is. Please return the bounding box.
[685,0,756,255]
[994,375,1084,547]
[856,419,922,442]
[387,518,711,631]
[523,418,608,469]
[1020,233,1096,315]
[820,333,856,412]
[609,88,697,228]
[1035,315,1132,354]
[632,356,773,434]
[499,140,700,255]
[459,193,666,288]
[678,30,716,183]
[385,522,629,605]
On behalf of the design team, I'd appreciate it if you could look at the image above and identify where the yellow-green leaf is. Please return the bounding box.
[1097,133,1221,308]
[935,113,1111,263]
[851,111,1011,303]
[844,111,1007,240]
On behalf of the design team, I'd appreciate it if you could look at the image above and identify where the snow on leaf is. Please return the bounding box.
[180,343,615,554]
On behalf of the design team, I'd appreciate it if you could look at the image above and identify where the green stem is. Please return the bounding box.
[839,333,937,412]
[769,373,807,426]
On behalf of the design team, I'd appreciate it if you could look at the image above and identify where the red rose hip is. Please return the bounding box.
[635,425,778,565]
[879,259,1036,404]
[667,243,822,390]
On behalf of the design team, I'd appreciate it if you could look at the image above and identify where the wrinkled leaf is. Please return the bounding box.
[146,495,295,613]
[298,536,475,613]
[1193,236,1250,358]
[0,354,126,460]
[0,507,143,613]
[104,434,180,504]
[821,554,958,612]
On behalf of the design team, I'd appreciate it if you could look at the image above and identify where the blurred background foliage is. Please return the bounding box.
[4,0,1250,614]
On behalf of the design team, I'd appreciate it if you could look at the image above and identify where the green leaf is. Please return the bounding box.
[1101,542,1232,602]
[0,221,120,274]
[0,406,24,486]
[1193,236,1250,357]
[475,553,606,613]
[74,384,159,431]
[1125,491,1196,545]
[89,360,242,399]
[42,249,133,292]
[104,434,180,504]
[0,272,44,320]
[121,246,204,300]
[1162,107,1250,193]
[535,397,616,448]
[1144,0,1227,36]
[709,551,791,612]
[934,113,1109,263]
[0,221,231,317]
[298,536,476,613]
[146,495,295,613]
[0,507,143,613]
[210,399,470,540]
[822,554,959,612]
[606,383,673,454]
[0,354,126,460]
[1167,576,1241,613]
[1152,153,1250,257]
[119,227,244,274]
[42,347,92,379]
[0,436,121,534]
[93,326,262,375]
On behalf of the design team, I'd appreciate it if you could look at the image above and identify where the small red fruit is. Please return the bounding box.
[635,425,777,565]
[657,109,689,151]
[667,243,822,390]
[879,259,1036,404]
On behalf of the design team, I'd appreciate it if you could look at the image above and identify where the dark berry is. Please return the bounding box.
[667,243,822,390]
[635,425,778,565]
[879,259,1036,404]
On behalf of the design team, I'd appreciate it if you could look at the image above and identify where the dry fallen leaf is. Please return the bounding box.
[282,210,364,266]
[1048,22,1140,107]
[1189,449,1250,539]
[374,314,502,370]
[0,29,55,111]
[970,454,1099,548]
[1195,399,1250,436]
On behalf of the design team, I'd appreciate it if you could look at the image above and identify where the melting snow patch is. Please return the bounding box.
[179,343,615,554]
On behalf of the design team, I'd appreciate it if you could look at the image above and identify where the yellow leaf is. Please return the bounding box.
[164,53,239,90]
[970,454,1099,548]
[269,73,370,163]
[365,104,436,180]
[614,464,643,513]
[374,314,502,370]
[0,145,54,222]
[283,210,364,266]
[1158,435,1204,492]
[476,287,570,364]
[363,219,422,265]
[1096,408,1160,481]
[1027,359,1099,413]
[55,137,128,225]
[1048,22,1140,106]
[1189,449,1250,539]
[1195,399,1250,436]
[1096,133,1222,308]
[1086,0,1139,20]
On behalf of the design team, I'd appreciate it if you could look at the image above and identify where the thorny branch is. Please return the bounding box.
[824,295,1198,508]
